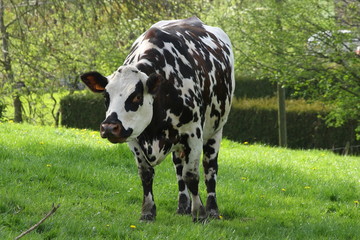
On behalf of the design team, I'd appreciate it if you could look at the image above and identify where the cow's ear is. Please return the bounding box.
[81,71,108,93]
[146,73,164,95]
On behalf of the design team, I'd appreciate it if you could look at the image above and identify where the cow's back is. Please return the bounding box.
[124,17,234,142]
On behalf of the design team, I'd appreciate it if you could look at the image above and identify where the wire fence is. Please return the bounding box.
[331,143,360,156]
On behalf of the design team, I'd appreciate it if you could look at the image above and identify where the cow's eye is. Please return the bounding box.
[132,94,142,103]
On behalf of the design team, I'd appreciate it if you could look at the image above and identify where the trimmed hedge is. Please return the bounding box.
[235,77,276,98]
[60,92,106,130]
[234,77,295,99]
[224,98,359,153]
[60,93,359,153]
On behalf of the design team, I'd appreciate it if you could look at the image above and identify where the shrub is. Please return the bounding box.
[60,92,105,130]
[224,98,359,153]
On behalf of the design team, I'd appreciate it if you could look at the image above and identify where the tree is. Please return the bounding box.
[0,0,203,125]
[205,0,360,139]
[0,0,23,122]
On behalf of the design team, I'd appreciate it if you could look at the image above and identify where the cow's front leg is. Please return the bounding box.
[182,139,207,222]
[138,162,156,221]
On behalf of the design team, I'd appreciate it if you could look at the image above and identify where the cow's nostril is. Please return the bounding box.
[112,124,121,136]
[100,124,110,138]
[100,123,121,138]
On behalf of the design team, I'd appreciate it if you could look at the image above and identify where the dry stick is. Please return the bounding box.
[15,204,61,240]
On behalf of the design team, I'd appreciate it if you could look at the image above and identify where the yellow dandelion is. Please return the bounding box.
[243,141,249,145]
[241,177,248,181]
[46,164,52,167]
[281,188,286,192]
[304,186,311,189]
[219,215,223,220]
[106,224,110,227]
[39,141,45,145]
[354,200,359,205]
[130,225,136,229]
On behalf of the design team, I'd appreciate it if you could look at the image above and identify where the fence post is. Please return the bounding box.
[277,83,287,147]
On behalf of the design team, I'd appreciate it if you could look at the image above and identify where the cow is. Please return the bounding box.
[81,16,234,222]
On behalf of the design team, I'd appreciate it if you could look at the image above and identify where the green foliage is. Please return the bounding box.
[225,98,359,154]
[1,123,360,239]
[60,91,105,130]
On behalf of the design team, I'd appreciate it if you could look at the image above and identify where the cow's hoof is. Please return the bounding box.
[177,194,191,215]
[206,196,219,219]
[140,214,155,222]
[192,206,207,223]
[176,205,191,215]
[207,209,220,219]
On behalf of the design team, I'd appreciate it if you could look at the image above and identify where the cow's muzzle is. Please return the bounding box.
[100,112,132,143]
[100,122,119,138]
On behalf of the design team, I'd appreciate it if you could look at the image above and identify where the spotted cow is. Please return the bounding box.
[81,17,234,222]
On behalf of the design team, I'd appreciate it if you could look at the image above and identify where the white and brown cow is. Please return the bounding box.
[81,17,234,222]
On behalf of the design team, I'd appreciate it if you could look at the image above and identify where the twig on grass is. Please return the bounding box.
[15,204,60,240]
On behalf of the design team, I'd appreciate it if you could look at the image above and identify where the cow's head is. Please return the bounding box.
[81,66,163,143]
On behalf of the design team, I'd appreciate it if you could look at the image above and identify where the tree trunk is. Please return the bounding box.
[0,0,23,122]
[13,95,22,122]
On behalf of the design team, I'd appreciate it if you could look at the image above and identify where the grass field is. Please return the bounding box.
[1,122,360,239]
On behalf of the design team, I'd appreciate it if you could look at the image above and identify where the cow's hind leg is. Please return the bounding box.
[172,151,191,215]
[203,130,222,219]
[182,136,207,222]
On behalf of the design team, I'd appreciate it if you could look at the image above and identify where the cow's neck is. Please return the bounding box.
[133,95,178,165]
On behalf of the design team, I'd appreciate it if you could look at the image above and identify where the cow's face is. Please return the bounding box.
[81,66,163,143]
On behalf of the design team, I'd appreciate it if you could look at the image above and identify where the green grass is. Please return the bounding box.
[1,122,360,239]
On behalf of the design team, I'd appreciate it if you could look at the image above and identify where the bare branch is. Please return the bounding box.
[5,4,38,29]
[15,204,60,240]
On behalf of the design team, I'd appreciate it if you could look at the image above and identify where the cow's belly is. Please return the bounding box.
[128,139,172,167]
